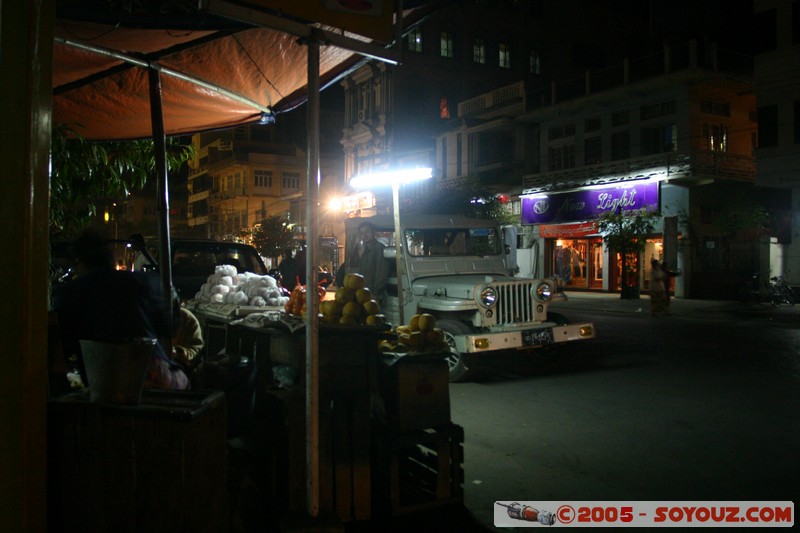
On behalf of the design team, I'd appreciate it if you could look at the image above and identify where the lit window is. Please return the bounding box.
[499,42,511,68]
[440,31,454,58]
[407,27,423,52]
[473,38,486,64]
[703,124,728,152]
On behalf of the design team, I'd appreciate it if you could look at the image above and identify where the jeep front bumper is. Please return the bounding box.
[452,322,595,354]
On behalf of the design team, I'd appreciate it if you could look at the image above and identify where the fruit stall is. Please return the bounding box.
[189,270,464,523]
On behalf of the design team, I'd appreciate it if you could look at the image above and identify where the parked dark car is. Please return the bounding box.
[50,236,269,302]
[169,239,269,300]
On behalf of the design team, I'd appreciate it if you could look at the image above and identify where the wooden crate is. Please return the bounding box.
[48,390,228,533]
[372,422,464,516]
[319,392,372,522]
[263,388,372,523]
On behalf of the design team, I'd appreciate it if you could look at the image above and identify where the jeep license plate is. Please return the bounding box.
[522,328,554,346]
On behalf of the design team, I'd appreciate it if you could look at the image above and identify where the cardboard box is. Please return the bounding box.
[379,354,451,431]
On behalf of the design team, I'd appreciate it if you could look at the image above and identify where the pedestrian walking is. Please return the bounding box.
[649,258,670,316]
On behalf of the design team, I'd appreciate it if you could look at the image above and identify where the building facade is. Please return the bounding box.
[185,117,345,266]
[339,0,644,213]
[438,40,788,299]
[753,0,800,287]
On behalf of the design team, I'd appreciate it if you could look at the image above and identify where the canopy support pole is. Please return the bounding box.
[304,36,321,518]
[148,67,174,347]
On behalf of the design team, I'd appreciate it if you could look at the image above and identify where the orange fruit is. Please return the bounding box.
[342,301,363,318]
[335,287,356,304]
[418,313,436,332]
[362,299,380,316]
[355,287,373,304]
[344,273,366,290]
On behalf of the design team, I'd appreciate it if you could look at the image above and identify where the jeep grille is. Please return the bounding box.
[492,281,536,325]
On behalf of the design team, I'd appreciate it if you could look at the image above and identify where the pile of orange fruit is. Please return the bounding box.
[379,313,448,353]
[284,283,327,318]
[319,273,388,327]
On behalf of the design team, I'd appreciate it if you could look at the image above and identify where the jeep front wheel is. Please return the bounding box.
[436,318,475,382]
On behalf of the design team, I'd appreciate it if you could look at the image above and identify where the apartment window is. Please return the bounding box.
[611,110,630,127]
[754,8,777,53]
[584,136,602,165]
[611,131,630,160]
[254,169,272,188]
[440,31,454,58]
[548,124,575,141]
[473,38,486,64]
[528,49,541,74]
[640,101,676,120]
[548,144,575,171]
[758,105,778,147]
[641,124,677,155]
[281,172,301,191]
[703,124,728,152]
[794,101,800,143]
[585,117,601,133]
[700,100,731,117]
[499,43,511,69]
[407,26,423,52]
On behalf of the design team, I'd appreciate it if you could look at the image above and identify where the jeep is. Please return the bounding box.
[342,215,595,381]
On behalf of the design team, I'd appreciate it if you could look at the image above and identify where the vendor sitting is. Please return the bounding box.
[53,228,189,390]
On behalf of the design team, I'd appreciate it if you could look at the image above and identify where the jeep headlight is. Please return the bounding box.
[534,281,553,302]
[478,286,496,307]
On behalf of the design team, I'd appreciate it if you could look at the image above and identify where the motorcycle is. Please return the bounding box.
[767,275,796,306]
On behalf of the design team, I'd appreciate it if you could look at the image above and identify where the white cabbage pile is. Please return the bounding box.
[194,264,290,307]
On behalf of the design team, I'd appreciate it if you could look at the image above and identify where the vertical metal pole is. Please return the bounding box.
[148,67,174,351]
[392,182,404,325]
[305,37,321,518]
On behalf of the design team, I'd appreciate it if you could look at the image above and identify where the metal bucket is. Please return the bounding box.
[80,338,156,405]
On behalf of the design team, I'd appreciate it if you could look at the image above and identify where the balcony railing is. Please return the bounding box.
[458,81,525,118]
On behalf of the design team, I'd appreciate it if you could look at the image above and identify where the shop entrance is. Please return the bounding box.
[551,237,603,290]
[609,238,665,293]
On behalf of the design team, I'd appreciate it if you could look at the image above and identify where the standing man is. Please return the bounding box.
[354,221,390,303]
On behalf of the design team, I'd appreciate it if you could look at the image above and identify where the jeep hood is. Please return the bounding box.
[411,274,522,300]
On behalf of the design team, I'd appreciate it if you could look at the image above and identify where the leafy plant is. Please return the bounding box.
[250,215,296,260]
[596,208,659,298]
[49,124,194,237]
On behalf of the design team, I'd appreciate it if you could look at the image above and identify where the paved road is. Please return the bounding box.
[449,293,799,530]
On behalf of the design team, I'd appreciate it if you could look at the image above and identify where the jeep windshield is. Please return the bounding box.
[404,227,502,257]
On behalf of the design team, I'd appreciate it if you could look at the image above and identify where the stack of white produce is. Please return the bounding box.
[193,264,290,307]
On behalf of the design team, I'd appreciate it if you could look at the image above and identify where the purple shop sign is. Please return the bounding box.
[521,180,660,225]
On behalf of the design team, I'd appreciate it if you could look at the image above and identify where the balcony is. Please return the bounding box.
[458,81,525,119]
[521,149,755,193]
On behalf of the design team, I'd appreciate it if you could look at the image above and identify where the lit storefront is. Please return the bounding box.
[522,179,665,293]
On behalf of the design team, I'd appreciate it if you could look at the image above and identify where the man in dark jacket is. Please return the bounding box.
[53,228,188,389]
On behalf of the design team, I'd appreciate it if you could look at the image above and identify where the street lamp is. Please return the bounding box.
[349,167,433,325]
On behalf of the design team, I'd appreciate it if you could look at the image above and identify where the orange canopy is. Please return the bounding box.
[53,19,364,140]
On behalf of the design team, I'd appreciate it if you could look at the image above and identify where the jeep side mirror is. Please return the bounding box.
[383,248,397,260]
